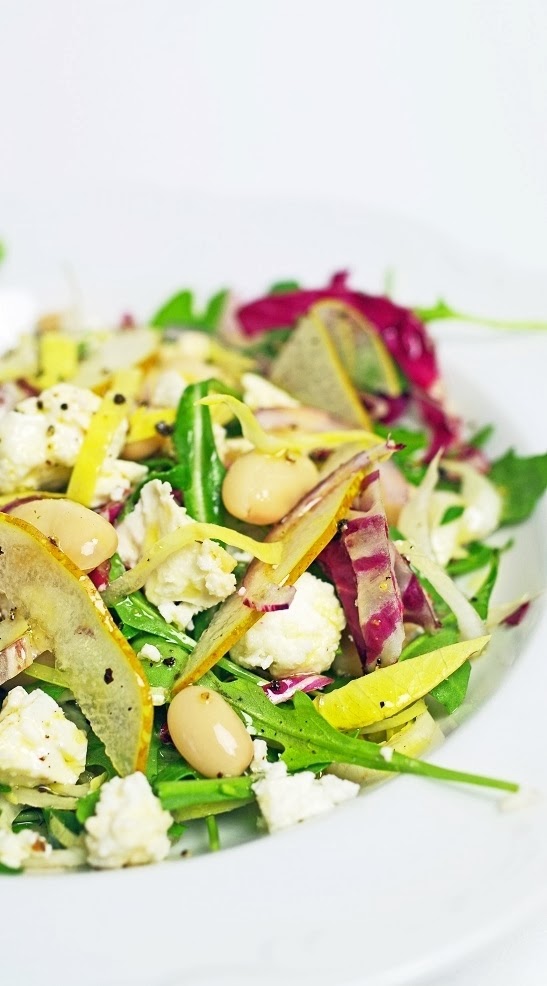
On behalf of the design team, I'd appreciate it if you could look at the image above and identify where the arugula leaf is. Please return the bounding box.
[212,678,516,791]
[174,380,227,524]
[86,730,116,777]
[156,776,256,815]
[468,424,494,449]
[76,790,101,825]
[415,298,547,332]
[430,661,471,714]
[109,555,195,649]
[489,449,547,525]
[440,505,465,525]
[130,634,191,691]
[400,627,470,714]
[268,280,301,295]
[447,541,501,577]
[468,550,500,621]
[0,862,22,875]
[151,288,229,333]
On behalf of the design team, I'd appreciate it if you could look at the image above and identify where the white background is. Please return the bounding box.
[1,2,546,983]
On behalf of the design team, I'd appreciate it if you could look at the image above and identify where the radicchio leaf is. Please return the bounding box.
[389,544,439,633]
[319,470,404,672]
[238,271,439,391]
[260,673,333,705]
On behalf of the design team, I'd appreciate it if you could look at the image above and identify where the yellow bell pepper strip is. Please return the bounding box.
[0,514,152,775]
[109,367,143,398]
[66,392,129,507]
[314,635,490,730]
[37,332,79,387]
[198,393,382,455]
[101,522,283,607]
[126,406,176,444]
[173,448,383,690]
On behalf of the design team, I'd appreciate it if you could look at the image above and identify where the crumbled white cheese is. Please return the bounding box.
[0,384,100,493]
[138,643,162,663]
[92,456,147,507]
[241,372,299,410]
[150,687,167,707]
[252,754,359,833]
[0,828,51,870]
[81,538,98,557]
[0,686,87,787]
[116,479,236,629]
[150,370,186,409]
[230,572,345,678]
[84,772,173,869]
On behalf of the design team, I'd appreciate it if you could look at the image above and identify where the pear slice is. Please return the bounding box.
[71,327,158,393]
[0,514,152,775]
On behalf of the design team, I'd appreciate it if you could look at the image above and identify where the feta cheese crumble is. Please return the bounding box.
[84,772,173,869]
[138,643,162,663]
[230,572,346,678]
[0,828,51,870]
[250,741,358,833]
[116,479,237,629]
[0,687,87,787]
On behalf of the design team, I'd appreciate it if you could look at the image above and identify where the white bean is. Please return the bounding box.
[222,449,318,525]
[167,686,253,778]
[9,498,118,573]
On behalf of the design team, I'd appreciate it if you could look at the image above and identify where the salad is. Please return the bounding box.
[0,270,545,874]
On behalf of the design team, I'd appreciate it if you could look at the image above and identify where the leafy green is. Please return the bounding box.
[415,298,547,332]
[0,862,21,875]
[399,627,470,714]
[173,380,227,524]
[109,556,195,649]
[130,634,191,691]
[243,327,293,360]
[86,730,116,778]
[268,280,300,295]
[489,449,547,525]
[206,814,221,851]
[76,790,101,825]
[468,424,494,449]
[0,782,11,794]
[468,550,500,621]
[447,541,501,577]
[430,661,471,714]
[156,776,256,814]
[441,505,465,525]
[151,288,229,332]
[212,679,516,792]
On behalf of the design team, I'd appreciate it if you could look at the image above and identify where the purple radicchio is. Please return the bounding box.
[260,673,334,705]
[389,544,439,632]
[237,271,439,392]
[318,469,405,672]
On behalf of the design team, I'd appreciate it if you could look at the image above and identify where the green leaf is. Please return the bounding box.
[0,861,22,875]
[415,298,547,332]
[206,814,221,851]
[468,424,494,449]
[440,504,465,525]
[430,661,471,714]
[469,550,500,621]
[447,541,500,577]
[173,380,227,524]
[109,556,195,649]
[86,730,116,777]
[157,776,256,814]
[131,634,192,691]
[0,782,11,794]
[120,463,186,518]
[489,449,547,525]
[268,280,300,295]
[400,626,460,661]
[151,288,229,333]
[75,789,101,825]
[243,327,293,360]
[212,678,517,792]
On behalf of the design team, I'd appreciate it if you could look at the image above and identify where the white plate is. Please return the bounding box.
[1,184,546,986]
